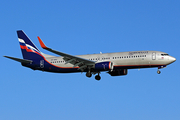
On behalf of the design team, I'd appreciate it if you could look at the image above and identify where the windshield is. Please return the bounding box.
[161,54,169,56]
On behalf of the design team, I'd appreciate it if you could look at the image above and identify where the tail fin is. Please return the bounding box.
[17,30,43,60]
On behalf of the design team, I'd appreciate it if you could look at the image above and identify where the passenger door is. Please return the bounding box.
[152,52,156,60]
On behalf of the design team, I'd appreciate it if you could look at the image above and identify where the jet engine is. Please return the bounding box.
[95,61,113,71]
[108,69,128,76]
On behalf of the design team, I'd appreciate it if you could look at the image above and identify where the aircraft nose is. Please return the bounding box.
[169,56,176,63]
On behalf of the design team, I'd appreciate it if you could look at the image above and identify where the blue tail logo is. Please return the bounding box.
[17,30,43,60]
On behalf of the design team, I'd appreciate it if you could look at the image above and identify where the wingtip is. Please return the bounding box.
[37,36,48,49]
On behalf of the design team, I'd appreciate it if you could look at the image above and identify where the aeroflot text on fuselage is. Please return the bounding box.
[4,30,176,80]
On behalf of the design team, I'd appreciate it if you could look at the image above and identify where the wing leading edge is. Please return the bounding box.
[37,37,95,71]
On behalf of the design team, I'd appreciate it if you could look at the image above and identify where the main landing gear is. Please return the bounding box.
[86,71,92,78]
[95,73,101,81]
[86,71,101,80]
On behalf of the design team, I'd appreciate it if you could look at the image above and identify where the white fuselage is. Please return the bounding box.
[44,51,176,70]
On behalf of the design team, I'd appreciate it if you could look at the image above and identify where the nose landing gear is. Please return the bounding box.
[157,69,161,74]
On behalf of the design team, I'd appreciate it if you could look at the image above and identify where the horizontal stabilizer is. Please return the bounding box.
[4,56,32,64]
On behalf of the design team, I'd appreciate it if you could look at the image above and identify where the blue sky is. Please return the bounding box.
[0,0,179,120]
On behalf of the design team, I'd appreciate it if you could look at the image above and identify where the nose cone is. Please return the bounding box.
[169,56,176,63]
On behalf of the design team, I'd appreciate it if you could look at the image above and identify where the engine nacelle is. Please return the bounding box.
[108,69,128,76]
[95,61,113,71]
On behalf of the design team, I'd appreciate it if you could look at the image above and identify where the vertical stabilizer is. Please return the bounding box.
[17,30,43,60]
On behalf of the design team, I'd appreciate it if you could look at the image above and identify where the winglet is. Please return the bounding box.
[37,36,48,49]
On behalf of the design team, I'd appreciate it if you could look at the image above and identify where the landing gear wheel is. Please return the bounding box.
[157,70,161,74]
[86,71,92,78]
[95,75,101,80]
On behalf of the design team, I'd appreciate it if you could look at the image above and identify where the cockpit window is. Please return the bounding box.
[161,54,169,56]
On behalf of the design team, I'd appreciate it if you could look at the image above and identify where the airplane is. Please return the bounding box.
[4,30,176,80]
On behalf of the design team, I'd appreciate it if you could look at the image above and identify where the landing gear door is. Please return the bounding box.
[152,52,156,60]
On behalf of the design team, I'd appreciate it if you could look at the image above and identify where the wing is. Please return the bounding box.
[37,37,95,71]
